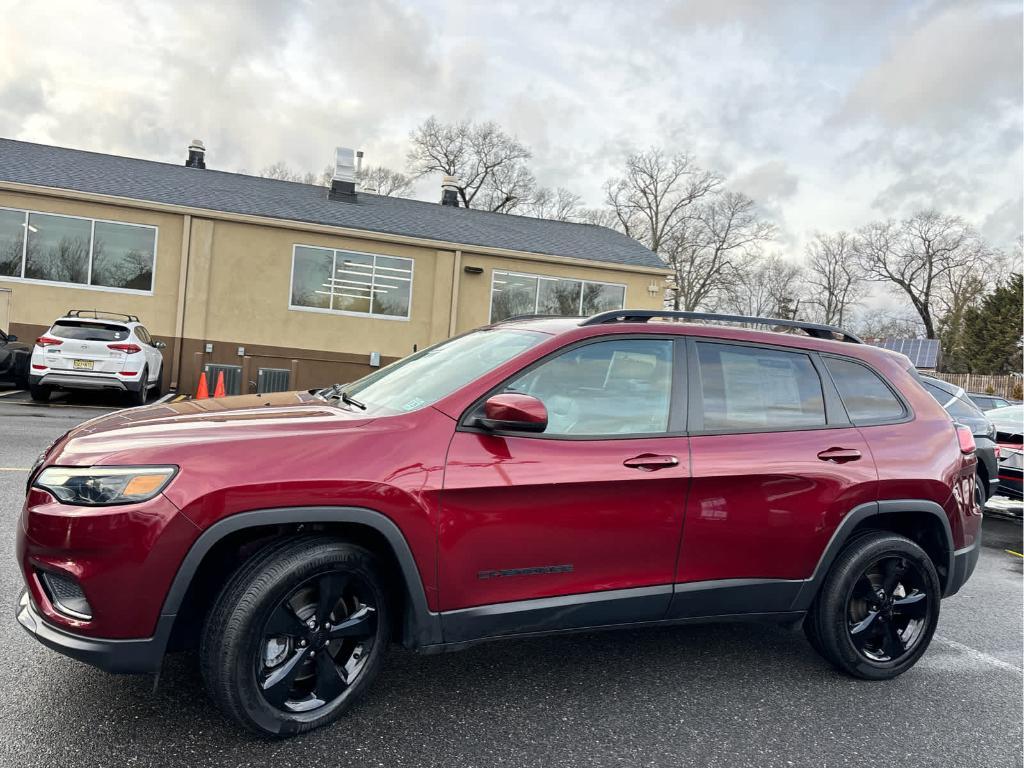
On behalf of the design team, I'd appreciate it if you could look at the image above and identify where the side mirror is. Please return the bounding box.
[6,334,16,342]
[478,393,547,433]
[153,340,167,349]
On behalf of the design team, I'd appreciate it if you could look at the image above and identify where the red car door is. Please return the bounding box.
[673,340,877,616]
[440,337,689,641]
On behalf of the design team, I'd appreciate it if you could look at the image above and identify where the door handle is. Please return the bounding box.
[817,447,862,463]
[623,454,679,471]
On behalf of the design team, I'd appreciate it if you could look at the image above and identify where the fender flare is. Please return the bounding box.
[791,499,955,611]
[159,506,443,649]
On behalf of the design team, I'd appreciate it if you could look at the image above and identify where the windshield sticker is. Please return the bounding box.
[401,397,426,411]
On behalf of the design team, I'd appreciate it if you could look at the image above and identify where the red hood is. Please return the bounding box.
[49,391,376,466]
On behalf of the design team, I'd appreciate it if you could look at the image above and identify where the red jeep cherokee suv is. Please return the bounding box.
[17,311,981,737]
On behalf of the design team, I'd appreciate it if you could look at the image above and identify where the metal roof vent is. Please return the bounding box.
[441,175,460,207]
[329,147,357,202]
[185,139,206,169]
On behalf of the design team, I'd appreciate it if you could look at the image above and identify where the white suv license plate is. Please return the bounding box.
[72,359,94,370]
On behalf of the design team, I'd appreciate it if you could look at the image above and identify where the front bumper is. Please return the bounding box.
[16,589,166,674]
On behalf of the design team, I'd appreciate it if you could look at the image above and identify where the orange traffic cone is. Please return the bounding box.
[195,371,209,400]
[213,371,226,398]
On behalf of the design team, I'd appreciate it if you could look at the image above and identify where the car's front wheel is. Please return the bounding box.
[200,536,391,737]
[806,531,940,680]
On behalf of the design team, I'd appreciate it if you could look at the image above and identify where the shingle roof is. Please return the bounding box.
[0,139,664,270]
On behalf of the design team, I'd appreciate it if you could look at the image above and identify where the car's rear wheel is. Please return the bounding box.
[974,473,987,512]
[200,536,391,737]
[29,382,50,402]
[127,367,148,406]
[806,531,939,680]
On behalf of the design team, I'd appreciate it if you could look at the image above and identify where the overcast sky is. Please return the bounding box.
[1,0,1021,256]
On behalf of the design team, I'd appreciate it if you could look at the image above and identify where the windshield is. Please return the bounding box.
[342,328,546,413]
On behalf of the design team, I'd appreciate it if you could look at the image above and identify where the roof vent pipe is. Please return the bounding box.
[329,147,357,202]
[185,139,206,169]
[441,175,460,207]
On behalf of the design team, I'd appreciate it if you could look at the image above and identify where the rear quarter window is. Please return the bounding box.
[51,321,129,342]
[824,357,906,424]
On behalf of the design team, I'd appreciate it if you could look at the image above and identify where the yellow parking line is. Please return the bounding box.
[1006,550,1024,559]
[0,467,30,472]
[0,389,25,397]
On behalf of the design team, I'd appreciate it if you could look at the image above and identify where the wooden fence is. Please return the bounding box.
[928,372,1022,399]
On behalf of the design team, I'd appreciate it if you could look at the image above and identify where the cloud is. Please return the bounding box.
[0,0,1019,258]
[840,3,1023,128]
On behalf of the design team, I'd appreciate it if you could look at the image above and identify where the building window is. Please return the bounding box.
[0,206,156,292]
[290,245,413,320]
[490,270,626,322]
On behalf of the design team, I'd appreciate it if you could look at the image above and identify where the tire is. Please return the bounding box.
[150,365,163,399]
[806,531,940,680]
[29,382,50,402]
[127,367,148,406]
[802,613,823,655]
[974,474,987,512]
[200,536,391,737]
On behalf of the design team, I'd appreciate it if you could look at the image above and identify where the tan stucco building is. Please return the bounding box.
[0,139,668,394]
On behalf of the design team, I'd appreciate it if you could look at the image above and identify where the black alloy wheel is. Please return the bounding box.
[806,531,940,680]
[201,536,391,737]
[846,555,930,663]
[257,572,378,713]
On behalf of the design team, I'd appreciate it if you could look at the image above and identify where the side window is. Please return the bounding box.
[135,326,152,345]
[825,358,905,424]
[500,339,673,436]
[696,343,825,431]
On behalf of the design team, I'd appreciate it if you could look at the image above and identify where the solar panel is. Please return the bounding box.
[868,338,941,369]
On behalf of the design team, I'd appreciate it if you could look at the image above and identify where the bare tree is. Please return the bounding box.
[357,165,415,197]
[663,191,776,311]
[258,161,303,181]
[722,252,803,319]
[577,207,620,229]
[854,211,983,339]
[604,149,721,254]
[475,162,536,213]
[853,309,923,339]
[524,187,582,222]
[935,239,999,369]
[804,231,865,326]
[407,117,532,211]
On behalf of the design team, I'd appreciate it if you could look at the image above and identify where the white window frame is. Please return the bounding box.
[288,244,414,322]
[488,269,627,323]
[0,205,158,296]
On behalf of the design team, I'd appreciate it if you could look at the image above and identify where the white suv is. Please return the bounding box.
[28,311,165,405]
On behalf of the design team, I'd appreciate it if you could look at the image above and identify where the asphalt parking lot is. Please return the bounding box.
[0,400,1021,768]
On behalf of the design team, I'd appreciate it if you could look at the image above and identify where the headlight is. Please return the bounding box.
[33,466,177,506]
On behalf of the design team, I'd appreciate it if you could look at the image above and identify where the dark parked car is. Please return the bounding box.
[919,375,997,509]
[0,327,30,386]
[967,393,1014,411]
[987,405,1023,500]
[17,311,981,737]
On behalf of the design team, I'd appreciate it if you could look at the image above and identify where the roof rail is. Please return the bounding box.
[579,310,863,344]
[65,309,140,323]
